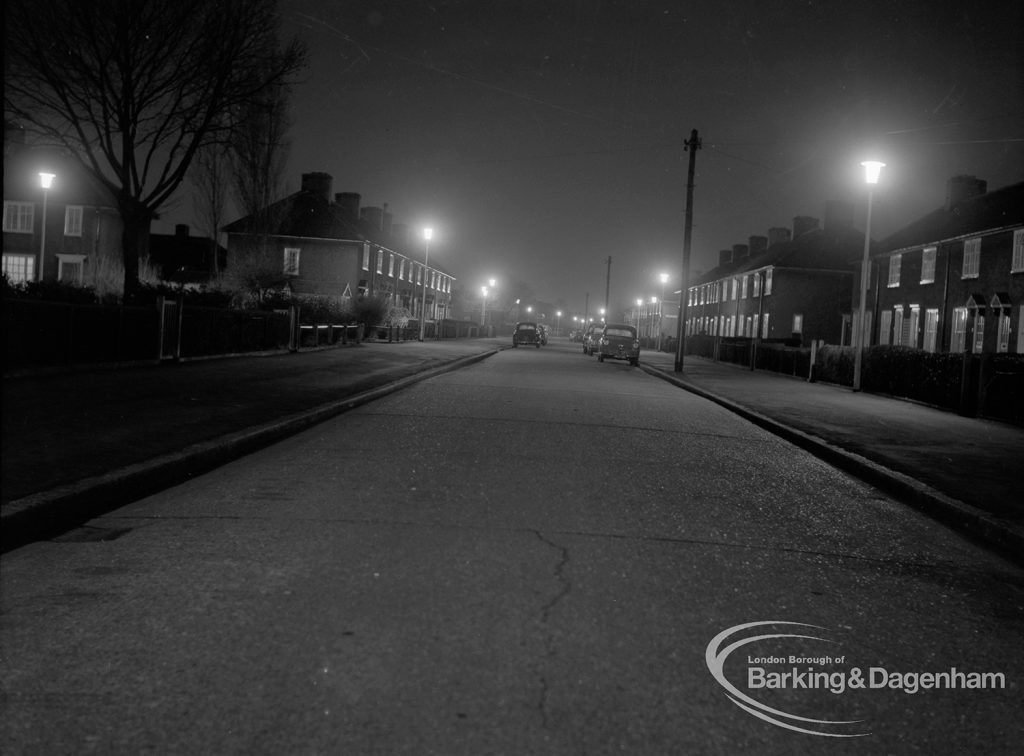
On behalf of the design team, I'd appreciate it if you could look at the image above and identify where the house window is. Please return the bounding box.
[997,311,1011,353]
[962,237,980,279]
[923,309,939,353]
[920,247,936,284]
[57,254,86,284]
[764,268,773,295]
[376,249,383,274]
[792,313,803,334]
[388,253,395,277]
[879,309,892,346]
[887,254,902,288]
[753,272,762,297]
[283,247,300,276]
[892,307,905,346]
[1012,230,1024,274]
[399,259,406,280]
[2,254,35,282]
[761,313,770,339]
[752,314,760,337]
[3,202,34,233]
[731,278,738,300]
[64,206,84,236]
[741,275,749,299]
[362,246,370,271]
[417,264,423,285]
[950,307,967,352]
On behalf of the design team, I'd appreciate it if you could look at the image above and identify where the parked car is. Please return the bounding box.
[596,323,640,366]
[512,321,541,348]
[582,323,604,355]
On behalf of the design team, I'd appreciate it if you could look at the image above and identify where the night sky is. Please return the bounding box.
[159,0,1023,317]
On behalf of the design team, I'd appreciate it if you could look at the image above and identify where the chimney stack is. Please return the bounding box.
[748,235,768,257]
[768,227,791,247]
[335,192,361,221]
[945,175,987,210]
[793,216,820,237]
[301,172,333,202]
[360,206,384,230]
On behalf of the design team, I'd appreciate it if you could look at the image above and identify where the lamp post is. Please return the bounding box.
[480,286,489,327]
[556,310,562,336]
[38,172,55,281]
[418,227,433,341]
[853,161,885,391]
[658,273,669,351]
[636,298,643,331]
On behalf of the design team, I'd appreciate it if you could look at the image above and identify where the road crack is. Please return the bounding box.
[533,529,571,730]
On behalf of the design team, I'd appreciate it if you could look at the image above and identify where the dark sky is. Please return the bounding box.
[163,0,1024,317]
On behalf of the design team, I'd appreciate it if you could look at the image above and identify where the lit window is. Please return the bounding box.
[3,202,34,233]
[1012,230,1024,274]
[764,268,773,295]
[920,247,936,284]
[971,313,984,353]
[731,278,738,300]
[887,254,902,288]
[376,249,383,274]
[792,313,803,334]
[64,206,84,236]
[753,272,761,297]
[893,307,904,346]
[2,254,35,282]
[283,247,300,276]
[962,238,980,279]
[362,246,370,271]
[399,259,406,280]
[950,307,967,352]
[388,253,395,277]
[923,309,939,353]
[761,313,770,338]
[741,275,748,299]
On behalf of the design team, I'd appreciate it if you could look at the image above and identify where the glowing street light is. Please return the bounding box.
[418,227,433,341]
[853,161,885,391]
[556,310,562,335]
[38,172,55,281]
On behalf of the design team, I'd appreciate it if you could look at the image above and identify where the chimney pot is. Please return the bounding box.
[301,172,333,202]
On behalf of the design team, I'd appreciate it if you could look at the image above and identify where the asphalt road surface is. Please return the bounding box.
[3,340,1022,754]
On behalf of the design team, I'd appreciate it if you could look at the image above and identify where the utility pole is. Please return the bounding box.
[604,256,612,318]
[584,292,590,324]
[674,128,701,373]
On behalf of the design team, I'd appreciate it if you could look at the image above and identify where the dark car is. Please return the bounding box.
[512,321,541,348]
[596,323,640,366]
[582,323,604,355]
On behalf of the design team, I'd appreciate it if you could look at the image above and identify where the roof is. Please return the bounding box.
[879,180,1024,255]
[691,225,865,286]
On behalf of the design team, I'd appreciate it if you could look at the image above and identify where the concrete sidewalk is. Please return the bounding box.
[640,350,1024,557]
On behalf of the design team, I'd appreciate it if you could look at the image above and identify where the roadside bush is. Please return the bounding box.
[296,295,352,325]
[351,293,390,328]
[815,344,854,386]
[862,345,961,409]
[2,275,99,304]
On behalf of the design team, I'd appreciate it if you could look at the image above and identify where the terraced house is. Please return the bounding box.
[223,172,455,321]
[861,176,1024,354]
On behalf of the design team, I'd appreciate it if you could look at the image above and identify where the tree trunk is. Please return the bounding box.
[120,209,149,303]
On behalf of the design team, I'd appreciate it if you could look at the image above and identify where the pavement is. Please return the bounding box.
[3,337,1022,557]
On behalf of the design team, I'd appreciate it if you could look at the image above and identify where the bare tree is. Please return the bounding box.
[4,0,306,300]
[190,144,231,276]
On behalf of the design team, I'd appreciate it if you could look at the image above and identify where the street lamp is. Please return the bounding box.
[480,286,489,327]
[658,273,669,351]
[599,307,605,323]
[636,298,643,331]
[556,310,562,335]
[38,172,55,281]
[853,161,885,391]
[418,227,433,341]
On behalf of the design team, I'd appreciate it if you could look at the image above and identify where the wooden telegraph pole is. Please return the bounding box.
[674,129,701,373]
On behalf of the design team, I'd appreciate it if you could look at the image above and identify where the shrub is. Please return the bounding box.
[2,275,99,304]
[351,293,390,328]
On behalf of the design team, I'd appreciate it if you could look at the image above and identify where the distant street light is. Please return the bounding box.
[418,227,433,341]
[556,310,562,335]
[636,298,643,331]
[658,273,669,351]
[853,161,885,391]
[599,307,605,323]
[38,172,55,281]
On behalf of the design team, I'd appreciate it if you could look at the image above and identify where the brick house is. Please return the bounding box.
[682,202,863,345]
[857,177,1024,354]
[148,224,227,284]
[223,172,454,319]
[2,125,123,286]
